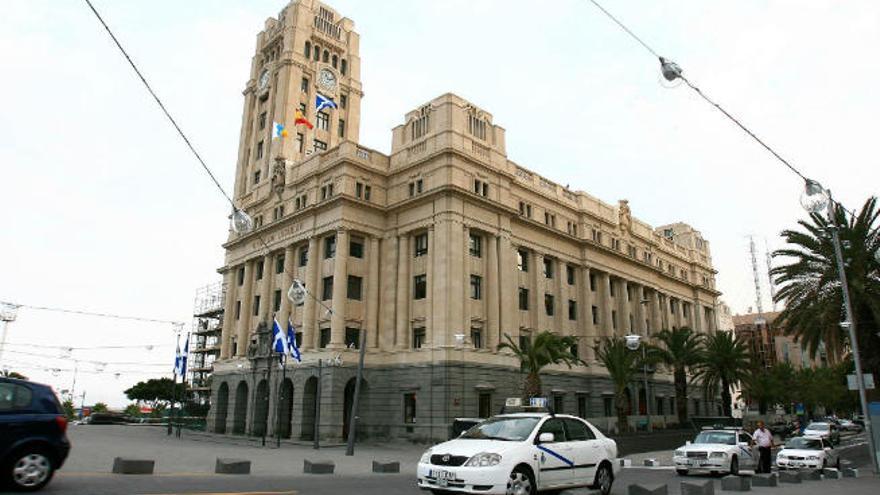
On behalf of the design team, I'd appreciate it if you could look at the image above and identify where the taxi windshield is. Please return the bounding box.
[805,423,829,431]
[460,416,541,441]
[785,437,823,450]
[693,431,736,445]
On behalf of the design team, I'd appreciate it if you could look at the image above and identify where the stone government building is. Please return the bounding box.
[208,0,722,442]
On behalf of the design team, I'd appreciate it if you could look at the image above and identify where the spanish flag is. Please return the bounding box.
[295,110,314,129]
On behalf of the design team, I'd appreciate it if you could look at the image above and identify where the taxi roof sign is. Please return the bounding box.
[505,398,523,407]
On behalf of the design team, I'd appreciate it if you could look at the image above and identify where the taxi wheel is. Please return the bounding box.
[676,469,688,476]
[593,464,613,495]
[506,466,535,495]
[729,456,739,476]
[835,457,841,470]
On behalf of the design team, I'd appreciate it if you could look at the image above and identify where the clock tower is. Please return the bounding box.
[233,0,362,200]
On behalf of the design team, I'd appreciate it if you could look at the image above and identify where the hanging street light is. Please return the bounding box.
[287,279,307,305]
[800,179,830,214]
[230,208,254,234]
[659,57,683,82]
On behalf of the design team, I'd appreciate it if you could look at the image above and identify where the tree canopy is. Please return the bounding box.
[124,378,185,408]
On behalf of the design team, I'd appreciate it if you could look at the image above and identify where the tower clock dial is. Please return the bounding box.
[258,69,270,90]
[317,68,337,92]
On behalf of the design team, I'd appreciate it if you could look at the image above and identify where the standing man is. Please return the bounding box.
[752,420,774,473]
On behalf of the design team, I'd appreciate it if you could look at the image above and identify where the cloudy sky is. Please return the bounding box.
[2,0,878,407]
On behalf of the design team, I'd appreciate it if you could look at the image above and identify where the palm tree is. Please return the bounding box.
[649,327,704,426]
[594,337,642,433]
[693,332,751,417]
[771,197,880,377]
[498,331,581,400]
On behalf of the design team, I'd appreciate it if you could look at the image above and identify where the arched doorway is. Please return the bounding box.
[232,381,248,435]
[638,387,647,415]
[214,382,229,434]
[301,376,318,440]
[277,378,294,439]
[252,379,269,437]
[342,377,368,439]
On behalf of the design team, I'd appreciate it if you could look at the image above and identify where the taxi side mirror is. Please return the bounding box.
[538,432,555,443]
[685,441,692,446]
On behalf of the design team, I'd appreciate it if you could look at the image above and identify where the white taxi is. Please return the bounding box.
[417,413,618,495]
[776,436,840,471]
[673,428,757,476]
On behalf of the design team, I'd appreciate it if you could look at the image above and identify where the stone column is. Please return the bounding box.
[497,233,516,348]
[692,301,703,333]
[600,272,613,337]
[301,236,319,350]
[236,260,254,357]
[329,229,349,348]
[366,236,380,348]
[579,266,595,361]
[617,279,630,334]
[395,234,410,349]
[379,235,398,351]
[259,254,273,321]
[280,245,295,325]
[220,268,236,360]
[651,289,662,334]
[486,234,500,351]
[633,284,646,336]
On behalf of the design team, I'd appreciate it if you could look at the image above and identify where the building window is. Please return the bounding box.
[567,221,578,236]
[253,170,261,184]
[301,77,309,93]
[474,179,488,197]
[603,397,613,417]
[589,273,596,291]
[349,237,364,258]
[543,258,554,279]
[256,140,264,160]
[611,310,618,330]
[566,265,575,285]
[545,294,554,316]
[296,133,304,153]
[470,275,482,300]
[235,300,241,320]
[364,185,371,201]
[347,275,362,300]
[258,111,267,130]
[611,238,621,251]
[304,41,311,58]
[656,397,665,416]
[275,255,285,274]
[518,201,532,218]
[609,282,616,297]
[324,235,336,258]
[414,233,428,257]
[331,54,338,69]
[592,306,599,325]
[469,233,482,257]
[345,328,360,349]
[517,249,529,271]
[578,396,588,419]
[320,183,334,200]
[518,288,529,310]
[340,94,347,109]
[338,119,345,138]
[237,267,245,286]
[409,179,424,196]
[568,300,577,321]
[273,289,282,312]
[253,295,261,316]
[313,139,327,152]
[592,229,603,244]
[404,393,417,423]
[467,113,487,140]
[322,50,329,63]
[313,45,320,61]
[319,328,331,348]
[298,246,309,267]
[256,260,264,280]
[340,59,347,75]
[316,111,329,131]
[412,327,426,349]
[321,276,333,300]
[553,395,564,414]
[413,274,427,299]
[471,328,482,349]
[356,182,363,198]
[478,393,492,418]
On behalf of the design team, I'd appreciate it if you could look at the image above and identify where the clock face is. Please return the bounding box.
[318,68,337,92]
[258,69,270,90]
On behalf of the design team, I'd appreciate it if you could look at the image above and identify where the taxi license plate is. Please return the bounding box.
[431,469,456,485]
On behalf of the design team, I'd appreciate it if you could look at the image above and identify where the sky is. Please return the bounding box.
[1,0,878,408]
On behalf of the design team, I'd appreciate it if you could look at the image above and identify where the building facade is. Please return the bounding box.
[188,282,225,407]
[208,0,722,442]
[733,312,828,370]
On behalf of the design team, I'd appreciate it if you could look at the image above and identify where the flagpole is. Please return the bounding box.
[276,354,286,448]
[177,331,191,438]
[168,332,180,436]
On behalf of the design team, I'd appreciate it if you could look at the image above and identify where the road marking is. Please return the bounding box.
[144,492,297,495]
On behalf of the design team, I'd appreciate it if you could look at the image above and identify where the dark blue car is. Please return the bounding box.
[0,378,70,491]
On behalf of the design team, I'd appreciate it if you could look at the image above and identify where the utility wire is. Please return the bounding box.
[2,342,173,351]
[82,0,235,208]
[584,0,856,219]
[2,349,171,367]
[1,301,184,327]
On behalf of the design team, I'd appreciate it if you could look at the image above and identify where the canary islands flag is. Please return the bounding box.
[272,122,288,139]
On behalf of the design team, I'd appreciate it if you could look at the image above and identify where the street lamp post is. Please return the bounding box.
[801,180,879,475]
[625,334,652,432]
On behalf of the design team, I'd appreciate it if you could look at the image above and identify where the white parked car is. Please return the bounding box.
[416,413,618,495]
[673,428,758,476]
[803,422,840,445]
[776,436,840,470]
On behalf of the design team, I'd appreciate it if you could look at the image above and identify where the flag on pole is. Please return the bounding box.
[287,319,301,363]
[272,317,290,357]
[315,94,338,112]
[272,122,289,139]
[294,110,314,129]
[174,334,189,376]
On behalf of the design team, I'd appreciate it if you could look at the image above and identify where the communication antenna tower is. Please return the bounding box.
[749,237,766,325]
[765,239,777,312]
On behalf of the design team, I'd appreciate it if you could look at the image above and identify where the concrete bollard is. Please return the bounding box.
[215,458,251,474]
[799,469,823,481]
[720,475,751,491]
[628,483,668,495]
[842,468,859,478]
[619,458,632,467]
[822,468,842,479]
[778,471,801,483]
[112,457,155,474]
[750,473,778,487]
[303,459,335,474]
[681,479,714,495]
[643,458,660,467]
[372,460,400,473]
